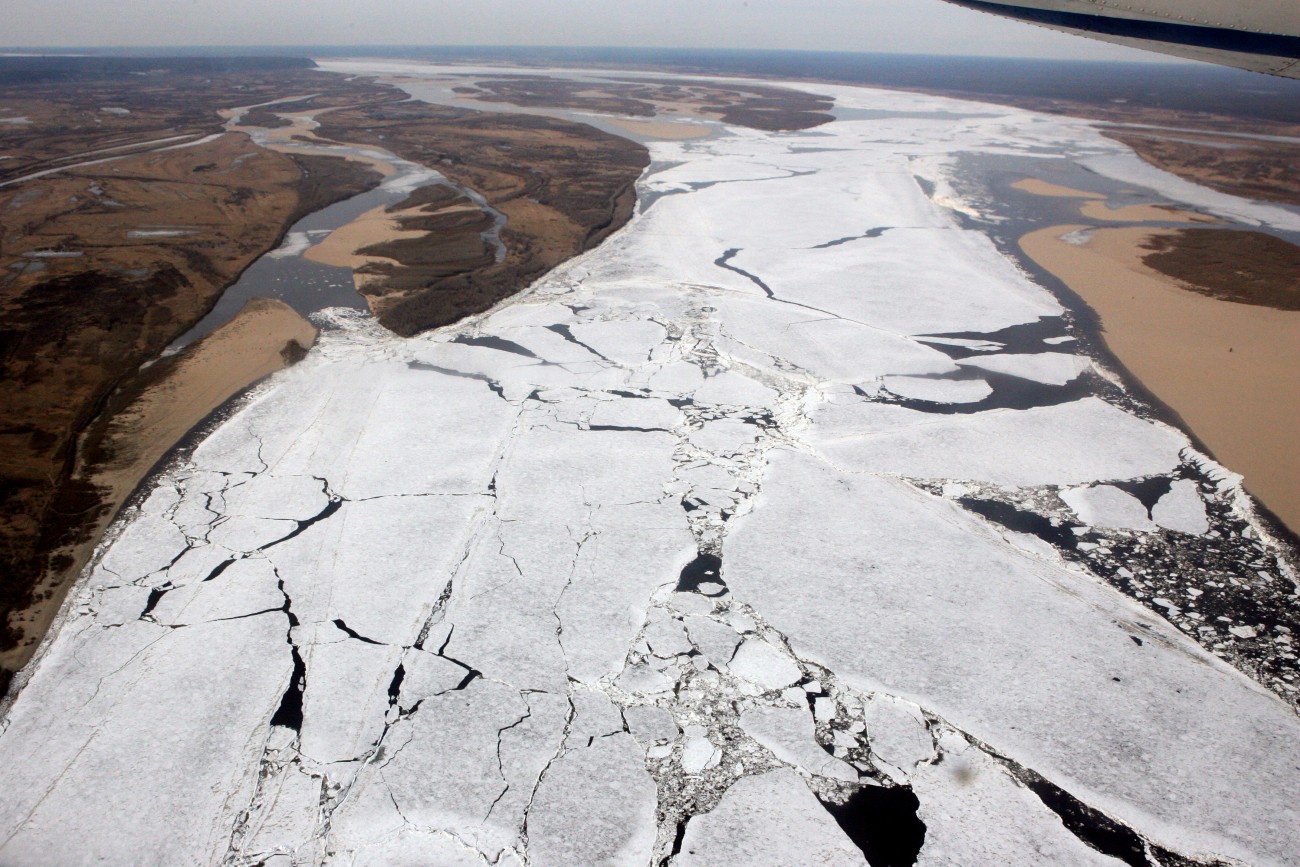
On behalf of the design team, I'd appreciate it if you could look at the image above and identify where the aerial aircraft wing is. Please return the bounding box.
[942,0,1300,78]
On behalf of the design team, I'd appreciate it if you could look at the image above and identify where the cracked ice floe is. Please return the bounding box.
[2,70,1298,866]
[726,450,1299,865]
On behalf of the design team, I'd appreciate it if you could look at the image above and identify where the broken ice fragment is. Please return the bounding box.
[644,616,694,658]
[682,736,723,773]
[729,638,803,691]
[861,696,935,774]
[1151,479,1210,536]
[616,665,676,696]
[740,704,858,782]
[677,768,864,866]
[1060,485,1157,532]
[526,734,658,866]
[624,705,679,745]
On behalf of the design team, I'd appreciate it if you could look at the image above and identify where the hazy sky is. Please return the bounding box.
[5,0,1161,62]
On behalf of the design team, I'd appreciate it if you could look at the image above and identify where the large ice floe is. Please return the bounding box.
[1,73,1298,867]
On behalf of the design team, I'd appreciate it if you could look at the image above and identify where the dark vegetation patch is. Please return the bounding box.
[1141,229,1300,310]
[1104,131,1300,208]
[464,74,835,132]
[0,55,314,86]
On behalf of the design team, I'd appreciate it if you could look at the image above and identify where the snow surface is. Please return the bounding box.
[1,66,1297,867]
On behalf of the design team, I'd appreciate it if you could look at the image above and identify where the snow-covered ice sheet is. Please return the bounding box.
[1,68,1297,867]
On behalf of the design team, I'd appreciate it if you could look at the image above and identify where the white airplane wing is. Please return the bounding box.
[943,0,1300,78]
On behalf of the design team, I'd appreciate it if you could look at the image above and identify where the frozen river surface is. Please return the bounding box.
[1,74,1297,866]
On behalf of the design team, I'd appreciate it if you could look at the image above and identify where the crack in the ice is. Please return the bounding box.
[407,361,510,400]
[544,323,620,366]
[714,248,775,299]
[810,226,892,248]
[483,696,535,823]
[332,618,384,645]
[518,695,577,858]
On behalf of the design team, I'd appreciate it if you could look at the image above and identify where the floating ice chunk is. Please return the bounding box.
[726,450,1300,865]
[270,496,484,648]
[693,371,778,407]
[299,630,401,764]
[958,352,1092,386]
[862,696,934,774]
[87,585,153,625]
[496,326,604,366]
[336,828,494,866]
[913,730,1121,866]
[711,297,955,382]
[526,734,658,867]
[676,768,864,866]
[729,639,802,691]
[98,514,189,578]
[569,319,667,366]
[588,397,680,431]
[0,614,291,865]
[682,736,723,773]
[443,520,574,692]
[140,483,181,516]
[222,473,331,521]
[334,680,565,858]
[497,427,676,522]
[398,649,473,705]
[267,231,313,259]
[645,614,694,658]
[1060,485,1158,532]
[625,705,679,745]
[814,398,1185,487]
[814,697,837,722]
[240,764,327,860]
[648,361,706,393]
[690,417,762,455]
[1152,479,1210,536]
[685,615,743,668]
[570,688,625,740]
[740,705,858,781]
[734,226,1060,335]
[556,506,696,684]
[882,375,992,404]
[617,664,676,696]
[149,557,282,626]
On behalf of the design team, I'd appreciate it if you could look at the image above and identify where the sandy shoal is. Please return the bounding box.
[1011,178,1104,199]
[604,117,713,140]
[303,203,428,282]
[90,298,317,504]
[1021,225,1300,534]
[1079,201,1220,224]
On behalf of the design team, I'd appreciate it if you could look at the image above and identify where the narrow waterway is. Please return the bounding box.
[165,99,509,352]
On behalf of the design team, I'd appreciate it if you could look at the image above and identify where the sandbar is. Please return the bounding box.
[1079,201,1220,224]
[1020,225,1300,534]
[303,202,428,289]
[1013,177,1214,223]
[1011,178,1103,199]
[604,117,712,140]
